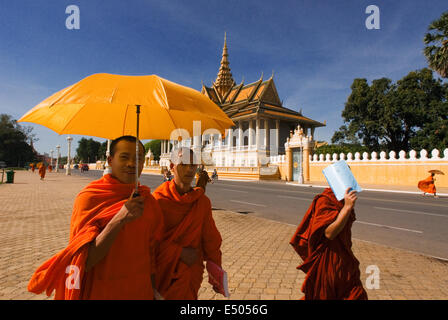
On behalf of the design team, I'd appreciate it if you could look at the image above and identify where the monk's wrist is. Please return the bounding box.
[114,206,130,225]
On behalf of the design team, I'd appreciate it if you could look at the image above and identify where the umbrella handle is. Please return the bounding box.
[135,105,140,194]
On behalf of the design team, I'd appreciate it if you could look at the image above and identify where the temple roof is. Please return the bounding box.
[201,34,325,128]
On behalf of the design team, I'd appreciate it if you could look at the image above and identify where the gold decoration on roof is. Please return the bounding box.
[213,32,235,97]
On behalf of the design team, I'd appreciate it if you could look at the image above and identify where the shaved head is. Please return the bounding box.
[170,147,199,165]
[169,147,199,192]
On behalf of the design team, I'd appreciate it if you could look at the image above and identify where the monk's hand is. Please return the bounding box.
[153,289,164,300]
[196,171,211,191]
[121,191,145,223]
[180,247,199,266]
[343,188,357,209]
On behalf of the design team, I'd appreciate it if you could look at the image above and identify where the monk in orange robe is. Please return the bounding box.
[48,164,53,173]
[290,188,367,300]
[153,147,222,300]
[38,163,46,180]
[30,163,35,173]
[418,173,437,197]
[28,136,164,299]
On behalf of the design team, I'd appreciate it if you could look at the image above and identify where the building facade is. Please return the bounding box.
[159,35,325,181]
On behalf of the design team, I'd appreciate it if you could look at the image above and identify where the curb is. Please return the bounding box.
[285,182,448,197]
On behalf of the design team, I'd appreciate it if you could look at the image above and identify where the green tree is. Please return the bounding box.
[76,138,102,163]
[410,84,448,151]
[97,141,107,161]
[332,69,446,152]
[424,11,448,78]
[0,114,37,167]
[144,140,161,161]
[332,78,386,151]
[388,68,445,151]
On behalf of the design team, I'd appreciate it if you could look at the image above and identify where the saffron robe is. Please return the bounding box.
[28,174,164,299]
[290,188,367,300]
[38,165,46,179]
[418,175,436,194]
[153,180,222,300]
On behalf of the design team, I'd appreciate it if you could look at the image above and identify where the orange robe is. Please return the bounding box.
[48,165,52,173]
[28,174,164,300]
[290,188,367,300]
[31,164,35,173]
[418,175,436,194]
[153,180,222,300]
[38,165,46,179]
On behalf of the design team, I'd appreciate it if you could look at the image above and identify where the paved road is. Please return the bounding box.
[71,170,448,260]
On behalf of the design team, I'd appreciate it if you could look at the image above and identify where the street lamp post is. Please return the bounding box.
[103,139,112,176]
[66,136,73,175]
[55,145,61,173]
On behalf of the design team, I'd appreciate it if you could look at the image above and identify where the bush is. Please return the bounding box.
[313,144,369,156]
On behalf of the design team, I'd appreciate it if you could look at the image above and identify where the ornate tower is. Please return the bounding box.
[213,33,235,98]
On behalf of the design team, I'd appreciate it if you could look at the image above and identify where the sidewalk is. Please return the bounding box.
[0,171,447,300]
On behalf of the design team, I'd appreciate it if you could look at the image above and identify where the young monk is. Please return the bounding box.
[418,173,437,198]
[38,163,46,180]
[290,187,367,300]
[153,147,222,300]
[28,136,164,300]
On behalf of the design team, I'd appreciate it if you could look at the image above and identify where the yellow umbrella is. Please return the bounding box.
[18,73,234,139]
[18,73,234,192]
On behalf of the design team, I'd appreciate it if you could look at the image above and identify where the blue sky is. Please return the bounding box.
[0,0,447,156]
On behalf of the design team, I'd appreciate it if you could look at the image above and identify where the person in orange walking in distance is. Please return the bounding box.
[290,187,368,300]
[418,173,438,198]
[28,136,164,299]
[30,163,35,173]
[153,147,222,300]
[38,163,46,180]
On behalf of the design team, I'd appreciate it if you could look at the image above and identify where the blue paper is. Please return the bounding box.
[322,160,362,201]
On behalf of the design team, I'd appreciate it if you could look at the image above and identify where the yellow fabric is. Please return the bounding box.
[18,74,234,139]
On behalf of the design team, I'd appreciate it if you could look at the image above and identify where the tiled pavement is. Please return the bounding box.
[1,171,447,300]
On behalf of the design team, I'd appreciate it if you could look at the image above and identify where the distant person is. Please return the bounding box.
[30,163,35,173]
[153,147,222,300]
[290,187,367,300]
[28,136,164,299]
[196,164,211,191]
[48,164,53,173]
[38,163,46,180]
[418,173,437,198]
[211,169,218,183]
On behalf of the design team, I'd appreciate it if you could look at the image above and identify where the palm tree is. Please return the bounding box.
[424,12,448,78]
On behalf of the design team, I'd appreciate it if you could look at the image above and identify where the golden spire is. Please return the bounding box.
[214,32,235,97]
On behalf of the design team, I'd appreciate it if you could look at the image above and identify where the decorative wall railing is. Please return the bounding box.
[309,148,448,163]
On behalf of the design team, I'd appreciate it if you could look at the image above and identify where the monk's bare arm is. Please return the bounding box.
[201,202,222,266]
[85,195,145,271]
[324,189,357,241]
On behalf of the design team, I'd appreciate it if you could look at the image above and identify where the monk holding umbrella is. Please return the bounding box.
[38,162,46,180]
[19,73,234,300]
[418,170,444,198]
